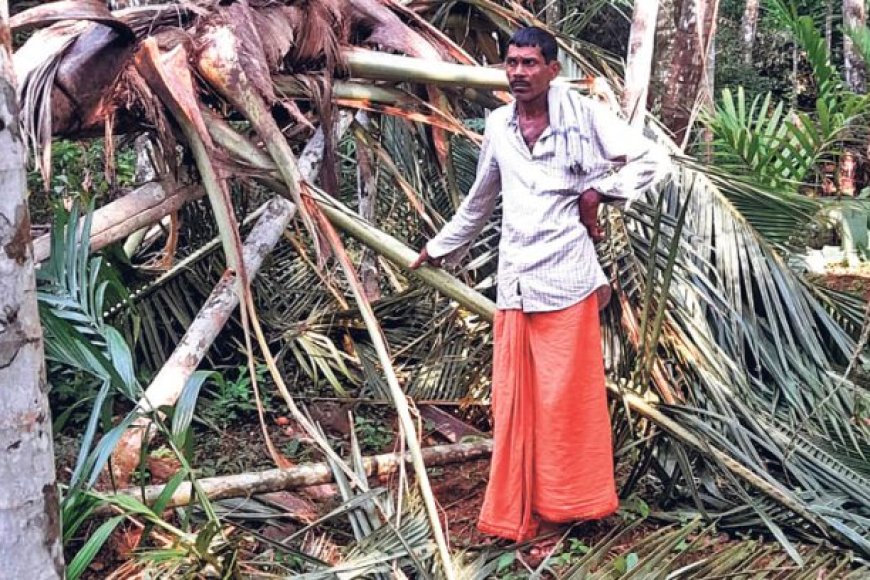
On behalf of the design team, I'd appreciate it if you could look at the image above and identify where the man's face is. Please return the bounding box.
[505,45,560,104]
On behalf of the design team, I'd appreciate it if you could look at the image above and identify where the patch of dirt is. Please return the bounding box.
[816,264,870,300]
[433,459,491,548]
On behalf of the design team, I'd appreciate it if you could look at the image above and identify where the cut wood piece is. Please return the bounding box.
[101,440,493,513]
[419,405,485,444]
[32,183,204,262]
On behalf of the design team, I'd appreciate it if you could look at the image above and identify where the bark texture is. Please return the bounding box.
[844,0,866,93]
[740,0,760,64]
[623,0,660,124]
[0,15,63,577]
[659,0,719,146]
[649,0,678,115]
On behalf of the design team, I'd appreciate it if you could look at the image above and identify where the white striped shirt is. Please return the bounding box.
[427,85,670,312]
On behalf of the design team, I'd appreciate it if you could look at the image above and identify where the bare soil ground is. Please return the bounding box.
[817,263,870,300]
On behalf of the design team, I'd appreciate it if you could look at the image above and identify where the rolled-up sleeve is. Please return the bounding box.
[426,126,501,264]
[583,99,671,206]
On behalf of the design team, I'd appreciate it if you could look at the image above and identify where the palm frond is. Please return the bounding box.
[39,203,137,395]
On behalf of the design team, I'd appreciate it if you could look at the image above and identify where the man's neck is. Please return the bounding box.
[516,93,550,121]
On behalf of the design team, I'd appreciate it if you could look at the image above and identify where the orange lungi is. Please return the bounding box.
[478,294,618,541]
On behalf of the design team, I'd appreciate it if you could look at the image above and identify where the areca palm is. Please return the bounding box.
[10,0,870,575]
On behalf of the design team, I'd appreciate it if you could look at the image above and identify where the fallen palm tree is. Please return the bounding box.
[102,439,492,513]
[12,0,870,575]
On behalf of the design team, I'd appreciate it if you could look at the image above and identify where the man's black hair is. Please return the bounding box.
[508,27,558,62]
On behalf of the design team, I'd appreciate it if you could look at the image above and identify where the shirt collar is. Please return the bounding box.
[507,85,565,131]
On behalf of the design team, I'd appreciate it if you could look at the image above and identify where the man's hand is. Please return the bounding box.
[579,189,605,242]
[409,246,443,270]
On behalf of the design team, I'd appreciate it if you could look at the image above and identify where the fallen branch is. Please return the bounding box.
[110,196,298,483]
[33,183,204,262]
[111,121,345,484]
[102,440,492,514]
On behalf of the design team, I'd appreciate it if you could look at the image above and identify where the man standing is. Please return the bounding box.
[410,27,668,543]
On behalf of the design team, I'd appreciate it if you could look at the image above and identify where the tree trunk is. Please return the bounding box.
[0,8,64,577]
[740,0,760,64]
[354,113,381,301]
[659,0,719,146]
[33,183,204,262]
[624,0,660,125]
[648,0,678,116]
[546,0,562,33]
[103,440,492,514]
[701,33,716,161]
[844,0,866,93]
[792,42,799,106]
[826,0,834,56]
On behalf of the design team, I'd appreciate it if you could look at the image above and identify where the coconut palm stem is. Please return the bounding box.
[98,440,492,515]
[110,121,341,486]
[33,183,204,263]
[344,47,590,94]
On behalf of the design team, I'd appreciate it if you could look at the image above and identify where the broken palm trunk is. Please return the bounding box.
[102,440,492,514]
[110,121,342,485]
[33,183,204,262]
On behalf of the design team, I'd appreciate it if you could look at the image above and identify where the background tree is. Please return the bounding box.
[826,0,834,54]
[624,0,660,124]
[843,0,866,92]
[741,0,761,63]
[0,2,63,577]
[546,0,562,32]
[659,0,720,145]
[649,0,677,114]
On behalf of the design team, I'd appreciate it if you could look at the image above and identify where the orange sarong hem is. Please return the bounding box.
[477,295,618,543]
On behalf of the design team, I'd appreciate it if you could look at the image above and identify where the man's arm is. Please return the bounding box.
[409,127,501,269]
[582,99,670,206]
